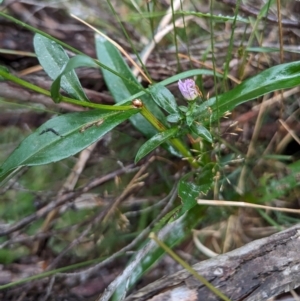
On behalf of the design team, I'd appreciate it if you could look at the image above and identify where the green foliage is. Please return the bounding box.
[190,123,212,143]
[0,7,299,300]
[34,34,90,102]
[50,54,99,102]
[195,61,300,123]
[149,84,179,115]
[135,127,178,163]
[0,109,138,181]
[178,165,215,215]
[0,248,28,264]
[0,191,35,221]
[95,35,167,136]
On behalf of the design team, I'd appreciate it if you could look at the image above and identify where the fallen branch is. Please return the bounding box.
[125,223,300,301]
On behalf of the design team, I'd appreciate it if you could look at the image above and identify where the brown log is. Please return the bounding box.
[125,224,300,301]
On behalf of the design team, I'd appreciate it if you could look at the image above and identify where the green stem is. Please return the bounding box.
[0,70,135,111]
[149,233,232,301]
[1,69,192,165]
[140,104,166,131]
[140,105,198,168]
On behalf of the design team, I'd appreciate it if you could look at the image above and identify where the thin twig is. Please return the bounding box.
[237,92,269,193]
[103,157,155,224]
[96,183,179,301]
[56,182,179,287]
[41,276,55,301]
[197,199,300,214]
[70,14,151,83]
[278,119,300,146]
[46,206,108,270]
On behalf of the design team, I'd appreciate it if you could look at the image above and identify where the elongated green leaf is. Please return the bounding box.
[95,35,184,157]
[159,69,223,88]
[51,55,98,102]
[115,69,222,107]
[135,128,178,163]
[178,165,215,215]
[33,34,89,102]
[166,113,182,123]
[149,84,179,114]
[95,35,167,136]
[194,61,300,123]
[190,123,212,143]
[0,109,138,181]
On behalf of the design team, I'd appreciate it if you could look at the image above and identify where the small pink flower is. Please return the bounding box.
[178,79,199,101]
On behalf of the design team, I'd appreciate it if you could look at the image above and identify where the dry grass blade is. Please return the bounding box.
[197,199,300,214]
[70,13,152,83]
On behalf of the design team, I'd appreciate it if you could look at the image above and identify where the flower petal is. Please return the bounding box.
[178,79,199,101]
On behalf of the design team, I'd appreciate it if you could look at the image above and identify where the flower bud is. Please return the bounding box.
[178,79,200,101]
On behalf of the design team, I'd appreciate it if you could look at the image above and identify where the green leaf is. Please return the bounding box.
[51,55,98,102]
[190,123,213,143]
[185,102,198,127]
[33,34,89,102]
[149,84,179,114]
[178,106,188,113]
[185,112,194,127]
[115,69,222,107]
[166,113,182,123]
[95,35,167,137]
[135,127,178,163]
[178,166,215,215]
[158,69,223,88]
[0,109,138,181]
[95,35,183,157]
[194,61,300,123]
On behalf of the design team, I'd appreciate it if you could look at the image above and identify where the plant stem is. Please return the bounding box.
[0,70,135,111]
[140,105,198,168]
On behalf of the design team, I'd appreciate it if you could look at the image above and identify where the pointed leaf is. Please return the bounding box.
[116,69,222,107]
[51,55,98,102]
[135,128,178,163]
[166,113,182,123]
[185,112,194,127]
[0,109,138,181]
[149,84,179,114]
[194,61,300,122]
[190,123,213,143]
[95,35,167,136]
[33,34,89,102]
[178,165,215,215]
